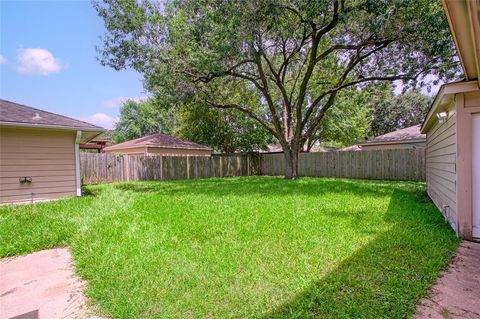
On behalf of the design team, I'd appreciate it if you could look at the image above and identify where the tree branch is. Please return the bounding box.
[253,53,285,140]
[314,0,340,41]
[293,1,341,142]
[301,40,395,129]
[205,99,278,138]
[302,92,338,143]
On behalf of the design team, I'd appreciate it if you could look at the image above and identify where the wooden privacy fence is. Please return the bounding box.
[80,153,259,184]
[80,148,425,184]
[260,148,426,181]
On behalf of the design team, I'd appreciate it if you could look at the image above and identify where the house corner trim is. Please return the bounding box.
[75,130,82,196]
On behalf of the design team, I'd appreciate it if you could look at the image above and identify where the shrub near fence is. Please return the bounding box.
[80,153,260,184]
[261,148,426,181]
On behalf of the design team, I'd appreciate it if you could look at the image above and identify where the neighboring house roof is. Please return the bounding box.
[358,125,425,146]
[340,145,362,151]
[0,99,103,131]
[104,133,212,151]
[90,131,114,143]
[310,145,339,152]
[261,143,284,153]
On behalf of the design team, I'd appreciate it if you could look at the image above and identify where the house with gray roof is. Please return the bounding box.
[0,99,104,204]
[342,125,426,151]
[104,133,212,156]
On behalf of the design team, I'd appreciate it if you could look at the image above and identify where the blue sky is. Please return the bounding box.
[0,0,146,129]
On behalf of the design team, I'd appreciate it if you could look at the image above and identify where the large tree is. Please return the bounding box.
[96,0,458,178]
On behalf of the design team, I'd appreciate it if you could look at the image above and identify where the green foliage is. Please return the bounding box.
[113,98,177,143]
[176,99,272,153]
[113,95,271,152]
[0,177,458,318]
[312,87,372,148]
[311,84,433,147]
[370,89,433,137]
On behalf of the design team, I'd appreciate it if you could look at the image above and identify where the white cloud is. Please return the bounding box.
[79,113,118,130]
[103,96,147,108]
[16,48,62,75]
[0,54,7,64]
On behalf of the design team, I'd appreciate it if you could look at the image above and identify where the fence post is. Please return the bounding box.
[125,155,129,181]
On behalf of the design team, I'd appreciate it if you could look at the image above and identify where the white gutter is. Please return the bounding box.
[75,130,82,197]
[0,121,104,132]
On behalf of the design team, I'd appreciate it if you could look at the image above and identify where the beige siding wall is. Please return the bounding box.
[426,105,457,231]
[361,142,425,150]
[146,147,211,156]
[0,127,77,204]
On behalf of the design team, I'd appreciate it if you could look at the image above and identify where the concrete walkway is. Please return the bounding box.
[415,241,480,319]
[0,248,102,319]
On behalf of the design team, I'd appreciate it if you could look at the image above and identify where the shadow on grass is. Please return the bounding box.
[112,176,421,199]
[260,189,458,319]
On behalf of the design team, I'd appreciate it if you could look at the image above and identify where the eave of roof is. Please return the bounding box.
[443,0,480,85]
[421,80,478,133]
[0,121,105,132]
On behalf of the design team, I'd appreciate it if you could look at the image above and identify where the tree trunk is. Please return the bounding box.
[284,146,299,179]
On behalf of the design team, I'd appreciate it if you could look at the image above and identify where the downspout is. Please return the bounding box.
[75,130,82,196]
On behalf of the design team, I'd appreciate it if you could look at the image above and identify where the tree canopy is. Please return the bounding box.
[310,86,372,149]
[113,98,176,143]
[176,99,272,153]
[96,0,459,178]
[370,88,432,137]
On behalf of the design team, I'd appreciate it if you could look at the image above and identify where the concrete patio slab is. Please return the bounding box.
[415,241,480,319]
[0,248,103,319]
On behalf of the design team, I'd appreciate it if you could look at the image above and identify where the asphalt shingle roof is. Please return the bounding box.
[359,124,425,145]
[105,133,212,150]
[0,99,103,130]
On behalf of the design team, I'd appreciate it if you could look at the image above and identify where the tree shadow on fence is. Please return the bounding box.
[259,188,458,319]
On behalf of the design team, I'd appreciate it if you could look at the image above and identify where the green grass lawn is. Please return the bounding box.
[0,177,458,318]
